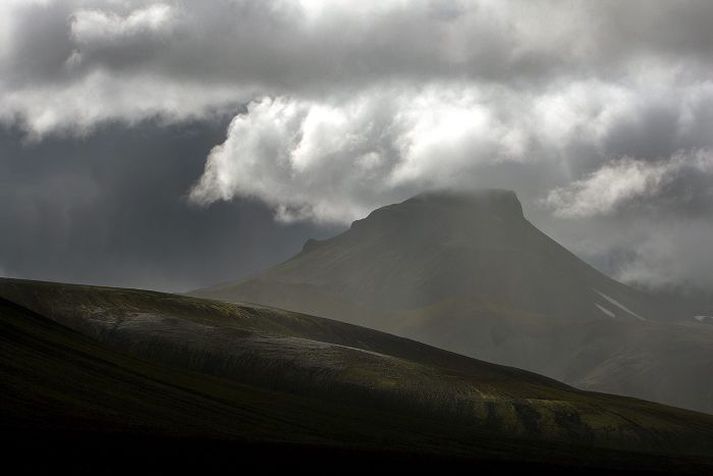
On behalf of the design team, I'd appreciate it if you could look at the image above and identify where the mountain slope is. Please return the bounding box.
[193,190,713,413]
[200,190,658,323]
[2,278,713,473]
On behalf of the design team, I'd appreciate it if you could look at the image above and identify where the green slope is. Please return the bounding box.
[1,278,713,473]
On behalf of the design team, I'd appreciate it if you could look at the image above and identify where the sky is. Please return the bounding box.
[1,0,713,292]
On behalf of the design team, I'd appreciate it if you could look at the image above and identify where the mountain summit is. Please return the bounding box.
[195,190,713,414]
[352,189,525,226]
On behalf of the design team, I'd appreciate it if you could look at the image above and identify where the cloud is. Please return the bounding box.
[545,159,671,218]
[2,70,249,139]
[545,150,713,218]
[186,82,575,222]
[189,80,713,223]
[71,3,176,42]
[4,1,713,136]
[189,86,534,222]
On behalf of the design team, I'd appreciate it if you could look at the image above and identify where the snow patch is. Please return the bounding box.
[593,290,647,321]
[595,303,616,319]
[693,315,713,322]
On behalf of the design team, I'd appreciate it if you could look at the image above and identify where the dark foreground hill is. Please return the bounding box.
[195,190,713,413]
[1,278,713,474]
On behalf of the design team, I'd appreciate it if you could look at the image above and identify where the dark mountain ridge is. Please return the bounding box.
[194,190,713,413]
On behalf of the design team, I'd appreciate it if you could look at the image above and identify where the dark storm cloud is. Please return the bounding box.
[1,0,713,289]
[4,0,713,134]
[0,119,331,292]
[8,1,712,91]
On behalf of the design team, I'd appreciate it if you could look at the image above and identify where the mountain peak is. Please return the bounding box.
[350,188,524,232]
[405,189,523,217]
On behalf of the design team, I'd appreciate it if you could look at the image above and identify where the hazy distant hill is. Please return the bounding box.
[2,278,713,473]
[194,190,713,413]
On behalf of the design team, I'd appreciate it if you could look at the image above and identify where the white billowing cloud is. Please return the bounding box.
[545,150,713,218]
[189,92,419,222]
[190,77,713,223]
[189,82,623,222]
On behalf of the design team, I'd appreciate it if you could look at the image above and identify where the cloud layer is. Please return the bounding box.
[2,0,713,288]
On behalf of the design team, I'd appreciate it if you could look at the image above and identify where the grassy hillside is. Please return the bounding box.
[2,278,713,473]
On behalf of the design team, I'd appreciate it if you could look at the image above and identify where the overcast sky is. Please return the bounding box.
[2,0,713,291]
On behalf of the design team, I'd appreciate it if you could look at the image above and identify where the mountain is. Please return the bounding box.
[194,190,713,413]
[2,277,713,473]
